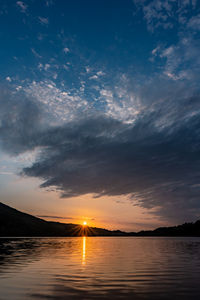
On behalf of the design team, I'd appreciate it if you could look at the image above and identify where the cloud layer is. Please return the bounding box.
[1,79,200,222]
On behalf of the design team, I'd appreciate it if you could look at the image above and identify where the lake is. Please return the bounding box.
[0,237,200,299]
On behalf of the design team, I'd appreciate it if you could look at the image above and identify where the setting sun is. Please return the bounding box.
[83,221,87,226]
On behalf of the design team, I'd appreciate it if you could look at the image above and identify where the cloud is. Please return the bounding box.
[1,68,200,223]
[38,17,49,25]
[99,85,141,123]
[45,0,54,7]
[5,77,12,82]
[89,70,105,80]
[37,215,95,221]
[150,35,200,81]
[24,80,89,124]
[187,14,200,31]
[133,0,199,32]
[16,1,28,13]
[31,48,42,59]
[89,75,98,80]
[21,104,200,222]
[37,215,75,220]
[63,47,70,54]
[0,87,44,155]
[96,71,105,76]
[0,171,13,175]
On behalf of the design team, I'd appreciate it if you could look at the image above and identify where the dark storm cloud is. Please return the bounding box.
[1,85,200,222]
[0,87,43,154]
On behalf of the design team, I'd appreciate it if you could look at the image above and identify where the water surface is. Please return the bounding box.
[0,237,200,299]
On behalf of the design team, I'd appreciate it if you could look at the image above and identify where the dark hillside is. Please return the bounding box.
[1,202,200,237]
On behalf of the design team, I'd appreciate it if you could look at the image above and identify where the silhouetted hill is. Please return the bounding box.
[0,202,200,237]
[0,202,124,237]
[0,202,78,236]
[137,221,200,237]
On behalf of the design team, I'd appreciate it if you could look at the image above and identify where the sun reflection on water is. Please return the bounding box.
[82,236,86,265]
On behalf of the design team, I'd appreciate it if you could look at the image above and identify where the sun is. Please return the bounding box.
[83,221,87,226]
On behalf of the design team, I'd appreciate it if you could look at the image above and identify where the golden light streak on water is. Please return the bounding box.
[82,236,86,265]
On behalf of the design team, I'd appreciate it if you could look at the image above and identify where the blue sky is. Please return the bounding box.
[1,0,200,230]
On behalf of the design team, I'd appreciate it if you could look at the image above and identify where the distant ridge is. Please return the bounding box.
[0,202,200,237]
[0,202,124,237]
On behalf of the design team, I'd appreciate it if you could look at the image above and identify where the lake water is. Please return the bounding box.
[0,237,200,299]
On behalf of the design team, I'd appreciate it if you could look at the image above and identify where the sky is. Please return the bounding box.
[0,0,200,231]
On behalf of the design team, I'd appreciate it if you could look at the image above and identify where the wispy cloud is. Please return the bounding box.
[16,1,28,13]
[38,16,49,25]
[89,71,105,80]
[37,215,75,220]
[63,47,70,54]
[0,171,14,175]
[5,76,12,82]
[31,48,42,59]
[24,80,89,124]
[187,14,200,31]
[133,0,198,32]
